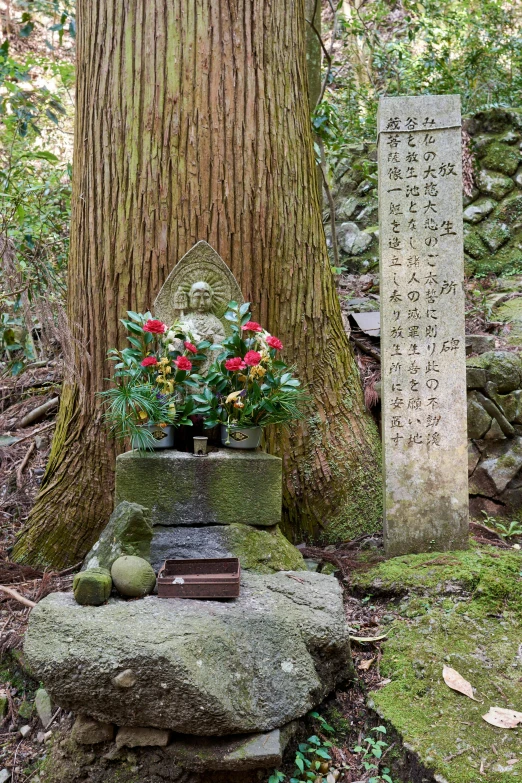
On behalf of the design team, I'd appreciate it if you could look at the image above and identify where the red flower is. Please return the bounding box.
[244,350,262,366]
[225,357,247,372]
[266,335,283,351]
[241,321,262,332]
[184,341,198,354]
[175,356,192,371]
[141,356,158,368]
[143,319,167,334]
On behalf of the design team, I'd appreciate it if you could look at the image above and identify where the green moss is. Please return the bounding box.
[353,546,522,783]
[480,141,521,177]
[463,230,487,259]
[224,524,305,573]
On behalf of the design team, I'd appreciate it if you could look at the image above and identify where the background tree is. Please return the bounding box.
[13,0,382,569]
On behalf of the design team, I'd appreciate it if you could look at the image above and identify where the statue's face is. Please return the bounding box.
[189,283,212,313]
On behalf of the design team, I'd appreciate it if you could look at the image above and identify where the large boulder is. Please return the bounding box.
[25,572,351,736]
[83,501,153,571]
[150,523,305,573]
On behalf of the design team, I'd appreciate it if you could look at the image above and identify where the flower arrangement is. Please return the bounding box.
[192,301,307,440]
[100,311,208,450]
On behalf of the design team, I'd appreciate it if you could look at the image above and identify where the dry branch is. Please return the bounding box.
[19,396,59,428]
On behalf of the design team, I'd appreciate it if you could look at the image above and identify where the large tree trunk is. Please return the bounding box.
[14,0,382,569]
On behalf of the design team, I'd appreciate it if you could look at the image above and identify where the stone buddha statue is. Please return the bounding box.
[154,241,244,374]
[176,281,226,346]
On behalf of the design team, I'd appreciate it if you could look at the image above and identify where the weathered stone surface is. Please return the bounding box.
[73,568,112,607]
[168,724,296,772]
[483,418,506,440]
[480,140,521,176]
[466,366,486,389]
[378,95,468,557]
[475,169,515,200]
[335,196,359,221]
[115,449,282,528]
[34,688,53,728]
[83,501,153,571]
[111,556,156,598]
[116,727,170,750]
[337,222,373,255]
[471,438,522,494]
[495,390,522,423]
[465,334,496,355]
[151,523,305,573]
[467,351,522,393]
[467,393,492,440]
[468,442,480,476]
[477,220,510,252]
[463,198,496,223]
[463,229,486,259]
[71,715,114,745]
[25,572,351,735]
[514,165,522,188]
[495,296,522,348]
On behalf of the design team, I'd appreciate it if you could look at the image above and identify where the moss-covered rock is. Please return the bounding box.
[462,197,496,224]
[495,296,522,348]
[111,556,156,598]
[480,140,521,176]
[467,351,522,393]
[150,523,305,574]
[353,546,522,783]
[73,568,112,606]
[83,501,153,571]
[466,392,492,439]
[477,220,511,252]
[463,229,487,259]
[475,169,514,200]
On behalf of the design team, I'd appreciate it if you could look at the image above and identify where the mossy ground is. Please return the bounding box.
[352,544,522,783]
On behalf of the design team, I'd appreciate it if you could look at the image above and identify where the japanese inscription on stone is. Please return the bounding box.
[378,95,468,557]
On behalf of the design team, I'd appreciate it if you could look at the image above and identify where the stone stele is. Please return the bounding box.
[154,240,243,340]
[115,448,282,527]
[378,95,468,556]
[24,571,352,735]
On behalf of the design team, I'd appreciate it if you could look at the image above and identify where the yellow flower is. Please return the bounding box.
[159,357,170,366]
[225,390,243,404]
[250,365,266,379]
[137,410,148,421]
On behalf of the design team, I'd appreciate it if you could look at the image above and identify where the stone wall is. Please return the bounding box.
[327,107,522,277]
[467,351,522,519]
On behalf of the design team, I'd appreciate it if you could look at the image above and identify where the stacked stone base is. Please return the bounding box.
[26,448,352,777]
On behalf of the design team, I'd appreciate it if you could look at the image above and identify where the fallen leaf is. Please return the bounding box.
[507,759,518,765]
[349,634,387,643]
[358,657,376,671]
[479,759,485,775]
[482,707,522,729]
[442,665,477,701]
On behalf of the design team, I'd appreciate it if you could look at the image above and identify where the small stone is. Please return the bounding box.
[36,732,45,744]
[335,196,359,221]
[514,166,522,188]
[34,689,53,727]
[112,669,136,688]
[71,715,114,745]
[115,726,170,750]
[17,701,33,720]
[475,169,515,200]
[111,556,156,598]
[73,568,112,606]
[19,725,31,738]
[0,770,10,783]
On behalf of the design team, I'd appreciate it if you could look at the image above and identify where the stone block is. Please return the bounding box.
[480,141,521,176]
[463,198,496,224]
[25,572,351,736]
[477,220,511,252]
[71,715,114,745]
[475,169,515,200]
[467,393,492,440]
[73,569,112,607]
[167,724,296,771]
[468,442,480,476]
[466,367,486,389]
[151,523,305,573]
[465,334,496,355]
[467,351,522,393]
[474,437,522,494]
[115,726,170,749]
[83,501,152,571]
[115,449,282,527]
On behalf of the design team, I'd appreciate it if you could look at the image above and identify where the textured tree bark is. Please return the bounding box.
[14,0,382,568]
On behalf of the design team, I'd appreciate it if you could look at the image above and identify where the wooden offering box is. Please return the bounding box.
[157,558,240,599]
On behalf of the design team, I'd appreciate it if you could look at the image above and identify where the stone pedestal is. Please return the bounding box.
[115,448,282,528]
